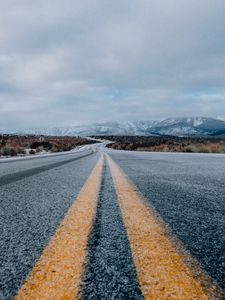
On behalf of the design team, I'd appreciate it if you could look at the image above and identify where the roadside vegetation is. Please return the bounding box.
[0,134,97,158]
[93,136,225,153]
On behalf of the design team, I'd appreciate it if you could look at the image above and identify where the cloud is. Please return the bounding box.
[0,0,225,129]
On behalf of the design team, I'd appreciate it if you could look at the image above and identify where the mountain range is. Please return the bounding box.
[2,117,225,137]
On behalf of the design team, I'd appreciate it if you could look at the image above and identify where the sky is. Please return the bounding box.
[0,0,225,129]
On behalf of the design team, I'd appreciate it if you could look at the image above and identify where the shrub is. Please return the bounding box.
[1,147,11,156]
[30,142,41,149]
[61,145,73,151]
[29,149,36,155]
[198,146,210,153]
[51,146,59,153]
[1,147,18,156]
[218,146,225,153]
[30,141,52,150]
[16,147,26,155]
[36,146,44,152]
[10,148,18,156]
[42,141,52,149]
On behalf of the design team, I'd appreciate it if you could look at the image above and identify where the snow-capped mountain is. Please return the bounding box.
[146,117,225,137]
[2,117,225,137]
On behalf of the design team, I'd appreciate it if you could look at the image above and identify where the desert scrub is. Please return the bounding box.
[104,136,225,154]
[1,147,18,156]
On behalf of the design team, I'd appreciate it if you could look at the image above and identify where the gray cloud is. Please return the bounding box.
[0,0,225,129]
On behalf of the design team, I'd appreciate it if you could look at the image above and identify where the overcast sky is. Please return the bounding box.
[0,0,225,129]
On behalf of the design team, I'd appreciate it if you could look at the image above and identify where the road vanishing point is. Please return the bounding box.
[1,143,225,299]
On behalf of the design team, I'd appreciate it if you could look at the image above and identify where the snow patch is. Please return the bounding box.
[193,117,203,127]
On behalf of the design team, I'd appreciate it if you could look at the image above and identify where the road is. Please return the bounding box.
[1,145,225,299]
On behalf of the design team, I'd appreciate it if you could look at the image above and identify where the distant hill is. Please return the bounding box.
[2,117,225,137]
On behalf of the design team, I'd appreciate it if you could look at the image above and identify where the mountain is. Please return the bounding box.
[2,117,225,137]
[145,117,225,137]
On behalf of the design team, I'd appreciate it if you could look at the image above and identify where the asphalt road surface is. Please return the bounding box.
[0,148,100,299]
[107,149,225,295]
[1,146,225,299]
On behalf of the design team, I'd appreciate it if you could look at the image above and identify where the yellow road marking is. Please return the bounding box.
[15,155,103,300]
[107,154,222,300]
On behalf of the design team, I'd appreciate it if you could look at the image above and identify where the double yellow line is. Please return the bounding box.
[15,153,224,300]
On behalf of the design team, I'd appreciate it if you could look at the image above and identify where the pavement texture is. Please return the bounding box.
[0,150,99,300]
[80,161,142,300]
[0,151,93,187]
[107,149,225,292]
[0,148,94,177]
[1,147,225,299]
